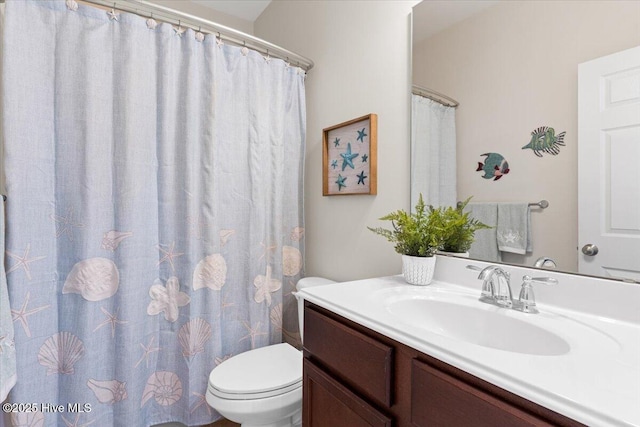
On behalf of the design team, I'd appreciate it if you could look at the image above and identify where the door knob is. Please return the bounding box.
[581,244,599,256]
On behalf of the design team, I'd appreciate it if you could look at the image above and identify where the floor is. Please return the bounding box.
[206,419,240,427]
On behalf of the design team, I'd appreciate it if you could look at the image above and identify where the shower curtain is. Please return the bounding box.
[411,94,457,208]
[2,1,305,426]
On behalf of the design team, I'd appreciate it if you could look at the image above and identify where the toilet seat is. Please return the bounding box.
[208,343,302,400]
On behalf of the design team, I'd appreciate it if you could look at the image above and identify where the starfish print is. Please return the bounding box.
[107,9,119,21]
[190,392,212,416]
[333,137,340,147]
[362,154,368,162]
[147,276,190,322]
[258,241,277,263]
[173,25,186,37]
[335,174,347,191]
[253,265,282,306]
[50,208,85,241]
[11,292,50,337]
[6,244,46,280]
[331,160,338,169]
[240,321,267,349]
[135,336,161,368]
[217,295,235,318]
[357,171,367,185]
[61,414,94,427]
[215,36,224,47]
[499,230,521,243]
[356,128,367,142]
[263,54,271,63]
[93,307,128,338]
[340,143,359,171]
[156,241,184,272]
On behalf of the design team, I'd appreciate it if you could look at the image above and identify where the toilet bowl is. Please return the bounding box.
[206,277,336,427]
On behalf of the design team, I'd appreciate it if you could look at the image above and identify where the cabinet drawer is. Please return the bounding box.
[411,359,552,426]
[304,305,394,407]
[303,359,392,427]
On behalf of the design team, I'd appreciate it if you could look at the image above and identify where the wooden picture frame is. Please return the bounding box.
[322,114,377,196]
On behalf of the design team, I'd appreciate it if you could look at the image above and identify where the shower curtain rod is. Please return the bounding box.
[412,84,459,108]
[76,0,314,72]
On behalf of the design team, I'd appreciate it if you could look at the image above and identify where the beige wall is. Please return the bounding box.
[413,1,640,271]
[256,1,417,281]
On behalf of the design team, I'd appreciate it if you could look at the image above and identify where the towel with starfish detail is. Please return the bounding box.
[497,203,532,254]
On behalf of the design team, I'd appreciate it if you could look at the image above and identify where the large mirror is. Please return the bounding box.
[411,0,640,280]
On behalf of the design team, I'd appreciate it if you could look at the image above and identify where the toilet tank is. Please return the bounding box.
[295,277,336,342]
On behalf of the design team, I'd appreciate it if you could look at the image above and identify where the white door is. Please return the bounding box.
[578,46,640,281]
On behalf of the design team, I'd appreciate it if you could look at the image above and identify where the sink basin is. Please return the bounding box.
[386,297,571,356]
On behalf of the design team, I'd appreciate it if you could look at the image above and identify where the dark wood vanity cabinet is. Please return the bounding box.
[302,301,584,427]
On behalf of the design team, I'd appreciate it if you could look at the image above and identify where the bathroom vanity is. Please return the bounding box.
[299,256,640,427]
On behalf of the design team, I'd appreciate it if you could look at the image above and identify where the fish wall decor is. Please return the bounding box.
[522,126,566,157]
[477,153,510,181]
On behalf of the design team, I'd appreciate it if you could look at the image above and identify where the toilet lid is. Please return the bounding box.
[208,343,302,400]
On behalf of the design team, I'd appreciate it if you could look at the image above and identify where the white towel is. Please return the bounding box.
[497,203,532,254]
[465,203,501,262]
[0,203,17,402]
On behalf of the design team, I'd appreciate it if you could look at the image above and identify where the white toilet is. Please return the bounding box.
[206,277,336,427]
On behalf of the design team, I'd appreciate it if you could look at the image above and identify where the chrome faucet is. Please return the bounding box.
[467,265,513,308]
[467,265,557,314]
[534,256,557,269]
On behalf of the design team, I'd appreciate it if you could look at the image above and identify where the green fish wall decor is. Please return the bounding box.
[522,126,566,157]
[477,152,510,181]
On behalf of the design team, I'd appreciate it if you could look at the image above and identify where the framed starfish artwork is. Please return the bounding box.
[322,114,377,196]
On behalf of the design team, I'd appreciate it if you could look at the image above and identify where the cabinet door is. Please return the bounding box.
[304,359,392,427]
[304,305,394,407]
[411,359,552,427]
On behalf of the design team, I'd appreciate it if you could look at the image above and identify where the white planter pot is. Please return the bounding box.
[402,255,437,286]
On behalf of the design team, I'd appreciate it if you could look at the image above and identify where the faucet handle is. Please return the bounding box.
[515,275,558,314]
[529,276,558,285]
[466,264,482,271]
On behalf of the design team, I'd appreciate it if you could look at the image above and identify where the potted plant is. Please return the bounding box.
[368,194,443,285]
[428,197,490,257]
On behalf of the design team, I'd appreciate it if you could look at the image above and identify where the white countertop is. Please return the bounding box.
[299,274,640,427]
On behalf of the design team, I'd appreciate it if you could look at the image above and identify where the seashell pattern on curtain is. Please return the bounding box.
[2,1,306,426]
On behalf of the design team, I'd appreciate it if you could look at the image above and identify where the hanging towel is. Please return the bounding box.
[465,203,501,262]
[497,203,532,254]
[0,203,17,402]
